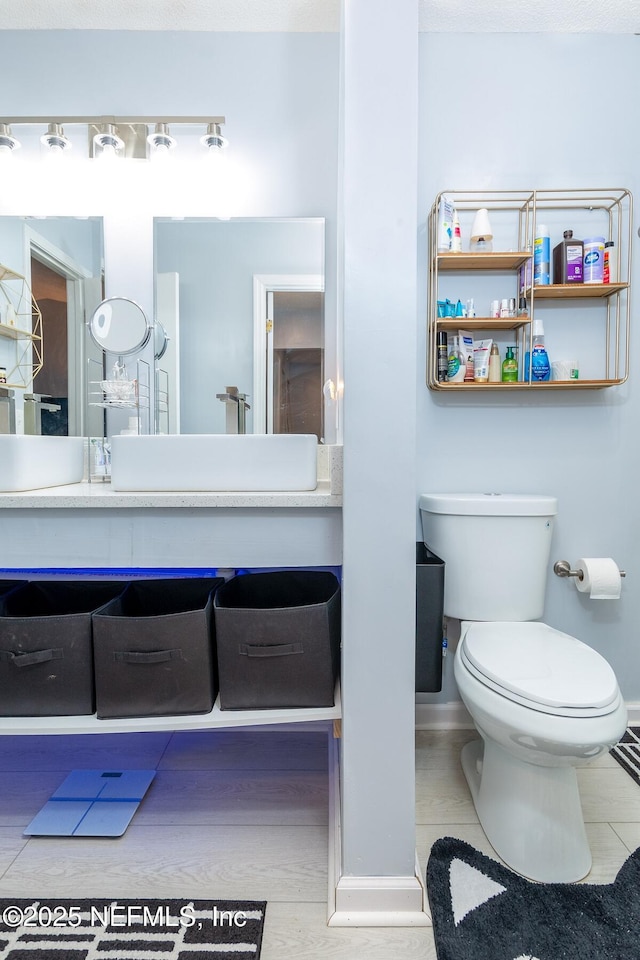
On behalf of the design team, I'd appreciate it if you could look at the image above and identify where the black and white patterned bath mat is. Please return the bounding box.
[610,725,640,786]
[427,836,640,960]
[0,898,265,959]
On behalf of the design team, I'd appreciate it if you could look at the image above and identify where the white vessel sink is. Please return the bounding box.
[110,434,318,492]
[0,436,84,492]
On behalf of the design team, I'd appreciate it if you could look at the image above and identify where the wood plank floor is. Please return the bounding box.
[0,725,638,958]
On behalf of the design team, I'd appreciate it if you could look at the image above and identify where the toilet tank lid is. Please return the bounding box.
[419,493,558,517]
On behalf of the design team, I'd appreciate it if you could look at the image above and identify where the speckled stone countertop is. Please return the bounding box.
[0,444,343,509]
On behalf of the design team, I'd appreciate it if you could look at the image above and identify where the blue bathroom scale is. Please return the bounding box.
[24,769,156,837]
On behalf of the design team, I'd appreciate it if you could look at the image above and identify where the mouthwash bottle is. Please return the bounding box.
[524,317,551,381]
[447,334,466,382]
[501,345,518,383]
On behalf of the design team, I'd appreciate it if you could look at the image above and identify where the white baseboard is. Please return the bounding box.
[329,867,430,927]
[625,702,640,725]
[416,700,640,730]
[415,700,474,729]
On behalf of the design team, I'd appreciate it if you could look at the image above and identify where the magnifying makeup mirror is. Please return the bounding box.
[88,297,152,355]
[154,320,170,361]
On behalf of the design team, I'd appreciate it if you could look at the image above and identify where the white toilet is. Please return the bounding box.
[419,492,627,883]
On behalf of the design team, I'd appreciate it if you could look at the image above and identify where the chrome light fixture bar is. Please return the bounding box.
[0,116,227,159]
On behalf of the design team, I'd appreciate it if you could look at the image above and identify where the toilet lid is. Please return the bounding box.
[461,621,619,710]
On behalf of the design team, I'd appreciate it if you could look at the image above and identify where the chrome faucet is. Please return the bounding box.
[216,385,251,434]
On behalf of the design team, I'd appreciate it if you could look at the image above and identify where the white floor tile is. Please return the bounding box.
[0,726,637,959]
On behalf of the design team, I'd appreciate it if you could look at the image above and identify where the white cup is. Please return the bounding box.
[551,360,579,381]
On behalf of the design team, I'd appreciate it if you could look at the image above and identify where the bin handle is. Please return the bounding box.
[0,648,64,667]
[238,642,303,658]
[114,648,183,664]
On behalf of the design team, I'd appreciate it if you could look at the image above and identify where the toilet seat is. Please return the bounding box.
[460,621,620,718]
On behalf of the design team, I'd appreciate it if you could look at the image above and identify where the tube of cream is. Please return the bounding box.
[473,338,493,383]
[459,329,474,382]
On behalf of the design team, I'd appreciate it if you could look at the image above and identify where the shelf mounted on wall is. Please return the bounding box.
[0,264,43,389]
[427,188,632,391]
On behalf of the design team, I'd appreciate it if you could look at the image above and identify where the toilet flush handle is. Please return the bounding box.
[553,559,626,580]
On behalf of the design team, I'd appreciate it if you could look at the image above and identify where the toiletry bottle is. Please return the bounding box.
[553,230,584,284]
[534,224,550,285]
[447,335,466,382]
[523,317,551,381]
[436,331,448,382]
[451,211,462,253]
[437,195,454,252]
[488,343,501,383]
[603,241,616,284]
[501,346,518,383]
[516,297,528,318]
[583,236,606,284]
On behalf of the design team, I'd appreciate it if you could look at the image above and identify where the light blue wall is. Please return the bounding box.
[1,28,638,698]
[417,33,640,702]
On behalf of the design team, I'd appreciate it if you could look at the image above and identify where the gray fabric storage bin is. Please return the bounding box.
[0,581,25,597]
[0,581,126,716]
[92,577,223,719]
[214,571,341,710]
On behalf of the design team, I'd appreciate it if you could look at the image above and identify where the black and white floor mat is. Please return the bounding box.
[610,725,640,786]
[427,836,640,960]
[0,898,265,959]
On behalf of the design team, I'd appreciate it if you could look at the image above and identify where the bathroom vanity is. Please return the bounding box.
[0,444,343,736]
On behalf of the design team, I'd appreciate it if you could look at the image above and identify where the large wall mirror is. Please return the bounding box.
[0,215,104,437]
[154,217,325,437]
[0,215,326,440]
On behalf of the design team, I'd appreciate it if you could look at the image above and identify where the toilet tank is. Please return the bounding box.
[419,493,557,621]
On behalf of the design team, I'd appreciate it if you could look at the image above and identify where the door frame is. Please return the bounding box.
[24,228,94,437]
[252,273,324,434]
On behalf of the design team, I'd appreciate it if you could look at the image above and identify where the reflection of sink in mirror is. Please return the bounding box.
[0,436,84,492]
[110,434,318,492]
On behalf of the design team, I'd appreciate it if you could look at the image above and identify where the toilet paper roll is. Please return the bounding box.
[575,558,622,600]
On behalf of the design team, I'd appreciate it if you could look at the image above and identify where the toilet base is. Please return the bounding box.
[461,738,592,883]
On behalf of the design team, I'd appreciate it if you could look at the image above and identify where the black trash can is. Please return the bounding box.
[415,542,445,693]
[214,570,341,710]
[0,581,126,716]
[92,577,224,719]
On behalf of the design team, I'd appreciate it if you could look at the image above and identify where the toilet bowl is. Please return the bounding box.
[455,620,627,882]
[419,492,627,883]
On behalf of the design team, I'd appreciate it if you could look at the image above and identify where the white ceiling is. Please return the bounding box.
[0,0,638,33]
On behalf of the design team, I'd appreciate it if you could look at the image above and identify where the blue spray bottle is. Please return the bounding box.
[524,316,551,381]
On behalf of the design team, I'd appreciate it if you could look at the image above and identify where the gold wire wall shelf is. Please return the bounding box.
[427,188,632,391]
[0,263,43,389]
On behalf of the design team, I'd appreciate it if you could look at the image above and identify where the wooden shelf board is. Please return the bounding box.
[431,379,622,391]
[0,322,38,341]
[435,317,529,331]
[527,282,628,300]
[437,251,532,270]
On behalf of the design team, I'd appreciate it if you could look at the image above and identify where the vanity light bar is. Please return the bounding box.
[0,116,227,157]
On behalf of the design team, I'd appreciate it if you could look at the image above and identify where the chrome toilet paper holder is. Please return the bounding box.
[553,559,626,580]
